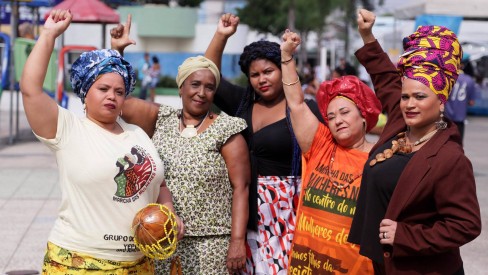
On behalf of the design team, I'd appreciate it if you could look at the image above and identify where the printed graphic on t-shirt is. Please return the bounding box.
[113,145,157,203]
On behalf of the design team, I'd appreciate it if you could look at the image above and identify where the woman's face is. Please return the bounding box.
[326,97,365,147]
[400,78,443,132]
[85,72,125,123]
[180,69,216,117]
[248,59,283,102]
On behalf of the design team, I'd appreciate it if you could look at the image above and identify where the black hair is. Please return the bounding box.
[238,40,281,76]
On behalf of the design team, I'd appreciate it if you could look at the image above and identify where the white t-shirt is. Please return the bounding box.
[35,107,164,262]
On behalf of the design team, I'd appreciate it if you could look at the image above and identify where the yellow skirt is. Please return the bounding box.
[42,242,154,274]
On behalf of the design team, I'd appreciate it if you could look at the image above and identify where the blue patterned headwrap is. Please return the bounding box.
[70,49,136,103]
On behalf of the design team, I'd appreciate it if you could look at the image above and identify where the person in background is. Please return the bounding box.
[445,60,477,144]
[301,74,319,102]
[281,29,380,274]
[349,9,481,274]
[149,56,161,102]
[138,52,152,100]
[19,22,35,39]
[331,67,346,80]
[205,14,324,274]
[21,10,182,274]
[110,20,250,274]
[336,57,357,76]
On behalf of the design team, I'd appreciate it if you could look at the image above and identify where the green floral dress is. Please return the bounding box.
[152,105,247,274]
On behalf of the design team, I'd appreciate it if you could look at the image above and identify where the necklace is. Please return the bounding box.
[369,129,438,167]
[179,111,209,138]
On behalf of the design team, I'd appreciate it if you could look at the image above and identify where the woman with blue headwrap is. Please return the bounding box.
[20,10,181,274]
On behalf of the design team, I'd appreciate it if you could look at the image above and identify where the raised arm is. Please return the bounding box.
[110,14,135,56]
[280,30,319,153]
[109,15,160,137]
[204,13,239,70]
[221,133,250,274]
[20,9,72,139]
[356,9,403,125]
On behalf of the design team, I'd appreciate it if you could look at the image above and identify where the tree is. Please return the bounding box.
[237,0,341,69]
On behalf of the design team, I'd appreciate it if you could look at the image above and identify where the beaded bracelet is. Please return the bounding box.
[281,56,294,64]
[282,77,300,86]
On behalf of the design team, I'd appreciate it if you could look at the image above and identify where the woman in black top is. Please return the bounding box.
[205,14,323,274]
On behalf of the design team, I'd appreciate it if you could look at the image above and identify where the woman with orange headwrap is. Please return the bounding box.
[348,9,481,275]
[280,30,381,274]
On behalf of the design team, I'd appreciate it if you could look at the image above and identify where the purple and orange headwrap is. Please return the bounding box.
[397,26,462,103]
[316,75,382,132]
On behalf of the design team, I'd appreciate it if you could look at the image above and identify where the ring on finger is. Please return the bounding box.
[383,232,387,239]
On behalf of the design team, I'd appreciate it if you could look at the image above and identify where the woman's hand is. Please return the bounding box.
[217,13,239,39]
[43,9,72,39]
[281,29,301,57]
[174,214,185,240]
[379,219,397,245]
[226,238,246,274]
[357,9,376,44]
[110,14,136,54]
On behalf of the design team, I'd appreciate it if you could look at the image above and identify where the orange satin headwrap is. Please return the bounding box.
[316,75,382,132]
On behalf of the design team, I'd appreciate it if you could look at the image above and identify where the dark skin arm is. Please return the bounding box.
[221,133,250,274]
[204,13,239,71]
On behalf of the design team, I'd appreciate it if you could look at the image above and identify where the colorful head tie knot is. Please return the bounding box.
[316,75,382,132]
[70,49,136,103]
[132,203,178,260]
[176,55,220,88]
[397,25,462,103]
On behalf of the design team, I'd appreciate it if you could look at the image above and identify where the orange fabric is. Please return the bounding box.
[288,124,373,274]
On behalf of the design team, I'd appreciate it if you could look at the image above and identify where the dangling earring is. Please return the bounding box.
[83,103,86,114]
[209,112,214,119]
[435,110,447,130]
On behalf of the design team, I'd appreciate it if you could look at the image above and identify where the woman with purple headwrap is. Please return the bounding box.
[20,10,181,274]
[348,9,481,274]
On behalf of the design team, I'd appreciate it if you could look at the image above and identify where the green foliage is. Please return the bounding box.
[157,75,178,88]
[237,0,342,35]
[237,0,287,35]
[177,0,204,7]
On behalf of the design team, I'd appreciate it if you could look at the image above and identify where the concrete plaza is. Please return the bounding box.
[0,91,487,274]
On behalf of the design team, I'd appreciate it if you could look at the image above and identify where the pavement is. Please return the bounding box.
[0,91,487,274]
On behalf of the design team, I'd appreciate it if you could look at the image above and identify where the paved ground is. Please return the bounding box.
[0,91,487,274]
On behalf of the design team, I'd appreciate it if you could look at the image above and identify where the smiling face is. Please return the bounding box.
[400,77,443,134]
[84,72,125,124]
[248,59,283,102]
[326,96,365,147]
[180,69,216,117]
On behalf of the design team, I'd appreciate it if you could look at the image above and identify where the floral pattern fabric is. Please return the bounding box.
[151,104,247,273]
[42,242,153,274]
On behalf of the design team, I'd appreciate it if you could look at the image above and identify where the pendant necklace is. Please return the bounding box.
[179,110,209,138]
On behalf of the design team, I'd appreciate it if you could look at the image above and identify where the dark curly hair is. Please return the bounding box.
[238,40,281,76]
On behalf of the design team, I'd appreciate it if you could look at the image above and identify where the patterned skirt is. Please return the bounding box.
[42,242,154,274]
[155,235,230,275]
[245,176,301,275]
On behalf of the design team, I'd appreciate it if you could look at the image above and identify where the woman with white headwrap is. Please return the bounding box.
[20,10,180,274]
[112,32,251,273]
